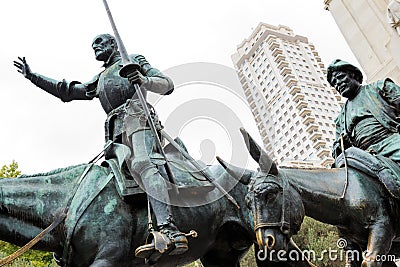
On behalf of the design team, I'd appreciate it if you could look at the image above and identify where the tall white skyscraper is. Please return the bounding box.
[231,23,344,168]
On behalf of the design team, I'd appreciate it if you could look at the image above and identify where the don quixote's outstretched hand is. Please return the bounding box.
[13,57,32,80]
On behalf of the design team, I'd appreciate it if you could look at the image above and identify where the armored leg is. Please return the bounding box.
[128,130,188,259]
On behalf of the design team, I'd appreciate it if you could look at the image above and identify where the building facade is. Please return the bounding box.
[231,23,343,168]
[324,0,400,83]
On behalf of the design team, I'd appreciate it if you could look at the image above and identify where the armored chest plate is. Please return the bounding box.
[98,62,135,114]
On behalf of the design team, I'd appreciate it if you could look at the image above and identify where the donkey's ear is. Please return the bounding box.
[240,128,278,175]
[216,156,254,185]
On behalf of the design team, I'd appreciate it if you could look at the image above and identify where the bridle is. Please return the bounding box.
[250,173,318,267]
[251,173,291,237]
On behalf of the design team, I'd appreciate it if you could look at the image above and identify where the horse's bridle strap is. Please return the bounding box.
[253,174,291,235]
[254,221,290,232]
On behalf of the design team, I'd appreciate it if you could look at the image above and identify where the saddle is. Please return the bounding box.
[335,147,400,199]
[102,138,215,202]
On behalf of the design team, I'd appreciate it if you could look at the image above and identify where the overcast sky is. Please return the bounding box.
[0,0,358,174]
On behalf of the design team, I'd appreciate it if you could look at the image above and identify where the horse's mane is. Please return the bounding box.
[18,164,87,178]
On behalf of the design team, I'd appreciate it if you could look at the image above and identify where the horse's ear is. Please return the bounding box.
[240,128,278,175]
[216,156,254,185]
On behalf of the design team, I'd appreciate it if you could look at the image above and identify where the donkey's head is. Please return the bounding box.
[217,128,305,255]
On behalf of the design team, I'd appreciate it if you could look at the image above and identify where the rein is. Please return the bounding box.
[0,141,113,266]
[340,134,349,199]
[0,211,67,266]
[289,238,318,267]
[0,164,93,266]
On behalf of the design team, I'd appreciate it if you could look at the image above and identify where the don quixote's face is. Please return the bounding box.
[92,35,116,62]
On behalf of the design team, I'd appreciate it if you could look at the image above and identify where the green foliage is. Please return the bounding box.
[0,249,57,267]
[240,247,256,267]
[185,260,204,267]
[0,161,21,178]
[292,217,342,267]
[0,162,57,267]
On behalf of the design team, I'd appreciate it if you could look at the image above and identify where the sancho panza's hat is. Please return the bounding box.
[327,59,363,86]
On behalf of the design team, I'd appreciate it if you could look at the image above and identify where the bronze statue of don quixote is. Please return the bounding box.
[2,1,262,267]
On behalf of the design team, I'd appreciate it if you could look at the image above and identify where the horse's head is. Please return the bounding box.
[217,128,305,255]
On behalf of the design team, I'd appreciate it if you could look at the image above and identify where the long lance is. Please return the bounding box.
[102,0,177,187]
[101,0,240,209]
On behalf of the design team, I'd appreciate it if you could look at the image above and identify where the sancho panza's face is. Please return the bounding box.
[330,70,361,99]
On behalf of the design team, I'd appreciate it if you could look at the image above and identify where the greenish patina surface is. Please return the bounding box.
[103,199,117,215]
[0,161,256,267]
[328,59,400,163]
[220,128,400,267]
[0,156,316,267]
[13,32,192,260]
[10,31,309,266]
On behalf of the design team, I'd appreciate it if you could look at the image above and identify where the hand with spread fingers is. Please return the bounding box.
[13,57,33,80]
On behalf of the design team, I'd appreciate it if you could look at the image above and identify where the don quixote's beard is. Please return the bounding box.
[102,50,120,66]
[95,48,115,63]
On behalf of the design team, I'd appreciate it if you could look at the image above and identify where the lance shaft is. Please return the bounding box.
[160,129,240,209]
[101,0,240,208]
[102,0,177,187]
[102,0,131,66]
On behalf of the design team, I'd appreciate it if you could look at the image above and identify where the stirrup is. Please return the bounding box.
[135,229,197,262]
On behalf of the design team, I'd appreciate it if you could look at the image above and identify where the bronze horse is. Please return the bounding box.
[0,139,315,267]
[0,138,318,267]
[219,128,400,267]
[0,146,257,267]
